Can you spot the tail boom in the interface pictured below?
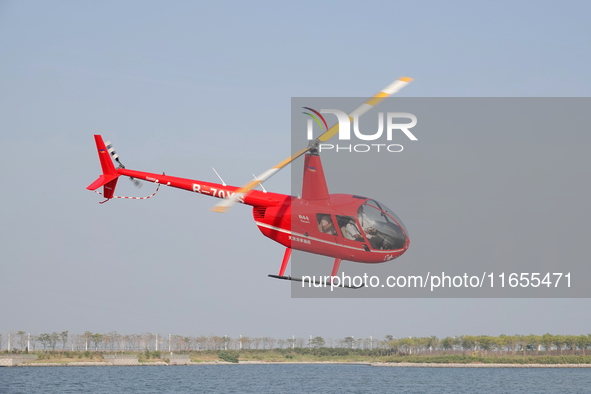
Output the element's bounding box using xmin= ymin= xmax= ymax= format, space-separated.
xmin=117 ymin=168 xmax=288 ymax=208
xmin=88 ymin=134 xmax=288 ymax=207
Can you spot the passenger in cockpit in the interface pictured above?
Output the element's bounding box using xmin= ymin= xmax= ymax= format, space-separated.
xmin=318 ymin=214 xmax=337 ymax=235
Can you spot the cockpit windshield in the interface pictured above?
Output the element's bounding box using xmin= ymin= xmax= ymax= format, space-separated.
xmin=357 ymin=200 xmax=408 ymax=250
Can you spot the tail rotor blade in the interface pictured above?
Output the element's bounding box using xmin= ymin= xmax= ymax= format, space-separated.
xmin=129 ymin=177 xmax=142 ymax=188
xmin=211 ymin=146 xmax=309 ymax=213
xmin=105 ymin=140 xmax=122 ymax=166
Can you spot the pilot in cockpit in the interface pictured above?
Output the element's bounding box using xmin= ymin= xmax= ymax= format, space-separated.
xmin=337 ymin=216 xmax=365 ymax=242
xmin=364 ymin=226 xmax=394 ymax=250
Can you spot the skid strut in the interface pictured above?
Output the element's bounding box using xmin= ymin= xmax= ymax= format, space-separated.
xmin=278 ymin=248 xmax=291 ymax=276
xmin=331 ymin=258 xmax=341 ymax=279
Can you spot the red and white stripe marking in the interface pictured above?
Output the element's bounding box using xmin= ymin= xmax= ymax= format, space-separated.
xmin=95 ymin=184 xmax=160 ymax=200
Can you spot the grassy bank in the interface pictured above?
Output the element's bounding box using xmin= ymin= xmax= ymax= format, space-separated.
xmin=16 ymin=350 xmax=163 ymax=364
xmin=7 ymin=349 xmax=591 ymax=365
xmin=191 ymin=350 xmax=390 ymax=363
xmin=187 ymin=350 xmax=591 ymax=364
xmin=383 ymin=355 xmax=591 ymax=364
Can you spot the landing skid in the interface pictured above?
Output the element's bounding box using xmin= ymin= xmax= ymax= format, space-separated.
xmin=268 ymin=274 xmax=365 ymax=289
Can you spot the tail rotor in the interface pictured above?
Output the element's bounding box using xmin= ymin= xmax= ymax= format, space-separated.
xmin=105 ymin=141 xmax=142 ymax=189
xmin=88 ymin=135 xmax=160 ymax=203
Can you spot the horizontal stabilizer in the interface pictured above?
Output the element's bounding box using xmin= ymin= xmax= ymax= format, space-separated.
xmin=87 ymin=174 xmax=118 ymax=191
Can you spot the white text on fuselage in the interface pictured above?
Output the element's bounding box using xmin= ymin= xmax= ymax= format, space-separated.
xmin=289 ymin=235 xmax=311 ymax=245
xmin=192 ymin=183 xmax=244 ymax=202
xmin=299 ymin=215 xmax=310 ymax=224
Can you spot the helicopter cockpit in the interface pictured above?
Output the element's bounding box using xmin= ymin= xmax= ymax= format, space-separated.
xmin=358 ymin=199 xmax=408 ymax=250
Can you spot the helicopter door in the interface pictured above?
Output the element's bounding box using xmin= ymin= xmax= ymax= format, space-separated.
xmin=316 ymin=213 xmax=337 ymax=236
xmin=335 ymin=215 xmax=370 ymax=253
xmin=315 ymin=213 xmax=340 ymax=245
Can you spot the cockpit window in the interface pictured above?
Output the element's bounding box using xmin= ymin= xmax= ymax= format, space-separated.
xmin=365 ymin=199 xmax=409 ymax=236
xmin=336 ymin=215 xmax=365 ymax=242
xmin=358 ymin=201 xmax=407 ymax=250
xmin=316 ymin=213 xmax=337 ymax=236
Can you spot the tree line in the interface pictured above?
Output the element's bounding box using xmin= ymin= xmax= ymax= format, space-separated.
xmin=388 ymin=334 xmax=591 ymax=356
xmin=1 ymin=332 xmax=590 ymax=355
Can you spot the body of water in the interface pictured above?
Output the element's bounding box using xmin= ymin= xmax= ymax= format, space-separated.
xmin=1 ymin=364 xmax=591 ymax=394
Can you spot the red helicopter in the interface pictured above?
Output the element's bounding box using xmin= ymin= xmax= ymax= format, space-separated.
xmin=87 ymin=77 xmax=413 ymax=288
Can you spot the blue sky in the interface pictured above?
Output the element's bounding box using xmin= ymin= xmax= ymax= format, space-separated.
xmin=1 ymin=1 xmax=590 ymax=339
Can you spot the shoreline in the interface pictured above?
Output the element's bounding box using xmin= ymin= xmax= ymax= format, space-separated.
xmin=8 ymin=361 xmax=591 ymax=368
xmin=372 ymin=362 xmax=591 ymax=368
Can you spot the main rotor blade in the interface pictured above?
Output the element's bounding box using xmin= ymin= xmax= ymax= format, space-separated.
xmin=316 ymin=76 xmax=413 ymax=142
xmin=210 ymin=77 xmax=413 ymax=213
xmin=210 ymin=146 xmax=309 ymax=213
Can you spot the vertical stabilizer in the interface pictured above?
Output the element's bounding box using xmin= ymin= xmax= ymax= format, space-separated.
xmin=86 ymin=135 xmax=120 ymax=199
